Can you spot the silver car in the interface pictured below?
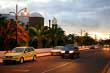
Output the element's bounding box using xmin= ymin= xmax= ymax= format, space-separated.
xmin=51 ymin=46 xmax=64 ymax=56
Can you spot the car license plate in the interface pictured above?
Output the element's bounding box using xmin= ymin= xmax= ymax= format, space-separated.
xmin=65 ymin=54 xmax=69 ymax=56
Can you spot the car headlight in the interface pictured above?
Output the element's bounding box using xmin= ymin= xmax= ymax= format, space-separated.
xmin=69 ymin=51 xmax=74 ymax=53
xmin=61 ymin=51 xmax=65 ymax=53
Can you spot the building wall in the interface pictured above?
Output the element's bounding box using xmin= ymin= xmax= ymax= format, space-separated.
xmin=29 ymin=17 xmax=44 ymax=29
xmin=0 ymin=13 xmax=44 ymax=29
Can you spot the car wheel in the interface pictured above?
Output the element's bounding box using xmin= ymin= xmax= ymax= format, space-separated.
xmin=19 ymin=57 xmax=24 ymax=64
xmin=77 ymin=54 xmax=80 ymax=58
xmin=70 ymin=55 xmax=74 ymax=59
xmin=33 ymin=55 xmax=37 ymax=61
xmin=74 ymin=54 xmax=80 ymax=59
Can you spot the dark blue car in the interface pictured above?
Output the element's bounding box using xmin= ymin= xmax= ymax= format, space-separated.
xmin=60 ymin=44 xmax=80 ymax=59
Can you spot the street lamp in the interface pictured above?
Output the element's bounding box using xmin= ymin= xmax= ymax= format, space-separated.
xmin=10 ymin=4 xmax=29 ymax=46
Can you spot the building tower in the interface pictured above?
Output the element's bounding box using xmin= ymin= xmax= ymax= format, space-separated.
xmin=52 ymin=17 xmax=58 ymax=29
xmin=49 ymin=20 xmax=51 ymax=28
xmin=29 ymin=12 xmax=44 ymax=29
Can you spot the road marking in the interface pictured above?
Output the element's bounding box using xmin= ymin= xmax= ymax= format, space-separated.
xmin=41 ymin=62 xmax=72 ymax=73
xmin=13 ymin=69 xmax=30 ymax=72
xmin=42 ymin=49 xmax=98 ymax=73
xmin=102 ymin=62 xmax=110 ymax=73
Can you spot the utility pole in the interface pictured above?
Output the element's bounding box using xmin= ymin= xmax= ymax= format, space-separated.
xmin=16 ymin=4 xmax=18 ymax=46
xmin=81 ymin=29 xmax=82 ymax=36
xmin=80 ymin=29 xmax=85 ymax=36
xmin=95 ymin=34 xmax=97 ymax=41
xmin=10 ymin=4 xmax=29 ymax=46
xmin=49 ymin=20 xmax=51 ymax=29
xmin=109 ymin=34 xmax=110 ymax=39
xmin=80 ymin=29 xmax=83 ymax=48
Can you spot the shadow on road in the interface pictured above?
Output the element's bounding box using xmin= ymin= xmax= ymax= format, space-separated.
xmin=0 ymin=60 xmax=37 ymax=66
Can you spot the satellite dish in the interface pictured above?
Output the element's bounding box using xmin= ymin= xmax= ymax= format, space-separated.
xmin=52 ymin=17 xmax=57 ymax=24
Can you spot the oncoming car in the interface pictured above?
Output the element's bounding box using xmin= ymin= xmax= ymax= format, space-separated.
xmin=3 ymin=47 xmax=37 ymax=64
xmin=51 ymin=46 xmax=64 ymax=56
xmin=60 ymin=44 xmax=80 ymax=59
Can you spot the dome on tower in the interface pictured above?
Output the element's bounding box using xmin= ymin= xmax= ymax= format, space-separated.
xmin=30 ymin=12 xmax=44 ymax=18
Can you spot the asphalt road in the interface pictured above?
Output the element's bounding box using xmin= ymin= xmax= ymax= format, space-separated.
xmin=0 ymin=49 xmax=110 ymax=73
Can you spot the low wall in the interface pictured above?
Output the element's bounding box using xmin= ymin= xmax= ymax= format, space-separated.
xmin=0 ymin=48 xmax=53 ymax=58
xmin=0 ymin=47 xmax=89 ymax=58
xmin=35 ymin=48 xmax=52 ymax=54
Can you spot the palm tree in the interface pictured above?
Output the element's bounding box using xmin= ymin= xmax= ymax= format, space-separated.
xmin=28 ymin=26 xmax=49 ymax=48
xmin=48 ymin=27 xmax=65 ymax=47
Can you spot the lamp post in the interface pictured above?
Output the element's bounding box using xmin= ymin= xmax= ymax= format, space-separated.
xmin=10 ymin=4 xmax=29 ymax=46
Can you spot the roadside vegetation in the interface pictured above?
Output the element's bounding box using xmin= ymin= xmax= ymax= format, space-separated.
xmin=0 ymin=16 xmax=109 ymax=50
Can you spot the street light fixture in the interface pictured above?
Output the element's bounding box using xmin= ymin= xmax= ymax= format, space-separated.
xmin=10 ymin=4 xmax=29 ymax=46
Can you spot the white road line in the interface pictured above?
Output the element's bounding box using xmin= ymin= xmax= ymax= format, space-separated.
xmin=13 ymin=69 xmax=30 ymax=72
xmin=102 ymin=62 xmax=110 ymax=73
xmin=41 ymin=62 xmax=72 ymax=73
xmin=42 ymin=51 xmax=98 ymax=73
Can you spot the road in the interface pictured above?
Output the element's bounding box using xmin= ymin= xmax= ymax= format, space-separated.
xmin=0 ymin=49 xmax=110 ymax=73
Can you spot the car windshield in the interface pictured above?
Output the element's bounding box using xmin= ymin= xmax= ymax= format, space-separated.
xmin=12 ymin=48 xmax=25 ymax=53
xmin=63 ymin=45 xmax=74 ymax=51
xmin=54 ymin=46 xmax=64 ymax=49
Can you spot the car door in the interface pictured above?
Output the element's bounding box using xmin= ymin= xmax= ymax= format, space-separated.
xmin=28 ymin=48 xmax=34 ymax=60
xmin=24 ymin=48 xmax=31 ymax=60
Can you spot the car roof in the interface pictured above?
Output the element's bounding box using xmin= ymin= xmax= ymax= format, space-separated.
xmin=65 ymin=44 xmax=74 ymax=46
xmin=55 ymin=46 xmax=64 ymax=47
xmin=15 ymin=47 xmax=34 ymax=48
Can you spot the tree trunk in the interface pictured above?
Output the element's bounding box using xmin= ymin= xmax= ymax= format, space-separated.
xmin=37 ymin=38 xmax=42 ymax=48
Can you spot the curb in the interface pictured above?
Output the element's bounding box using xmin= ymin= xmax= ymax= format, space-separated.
xmin=37 ymin=53 xmax=51 ymax=57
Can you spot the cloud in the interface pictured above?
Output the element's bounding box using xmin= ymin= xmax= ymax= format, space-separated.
xmin=0 ymin=0 xmax=110 ymax=34
xmin=32 ymin=0 xmax=51 ymax=3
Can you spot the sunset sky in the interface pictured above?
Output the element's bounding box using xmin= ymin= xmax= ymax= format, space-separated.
xmin=0 ymin=0 xmax=110 ymax=39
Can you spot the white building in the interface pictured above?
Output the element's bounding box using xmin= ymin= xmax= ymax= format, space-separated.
xmin=0 ymin=13 xmax=29 ymax=25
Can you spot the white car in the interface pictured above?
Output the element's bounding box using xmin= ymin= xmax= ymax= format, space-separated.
xmin=51 ymin=46 xmax=64 ymax=56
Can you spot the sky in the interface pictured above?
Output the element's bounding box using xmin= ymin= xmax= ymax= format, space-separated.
xmin=0 ymin=0 xmax=110 ymax=39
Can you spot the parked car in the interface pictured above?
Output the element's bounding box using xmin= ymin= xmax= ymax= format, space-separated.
xmin=3 ymin=47 xmax=37 ymax=64
xmin=90 ymin=45 xmax=101 ymax=49
xmin=60 ymin=44 xmax=80 ymax=59
xmin=90 ymin=45 xmax=95 ymax=49
xmin=51 ymin=46 xmax=64 ymax=56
